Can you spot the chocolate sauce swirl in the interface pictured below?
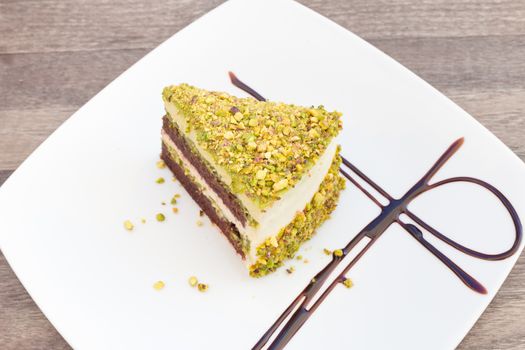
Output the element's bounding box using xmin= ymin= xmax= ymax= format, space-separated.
xmin=227 ymin=72 xmax=523 ymax=350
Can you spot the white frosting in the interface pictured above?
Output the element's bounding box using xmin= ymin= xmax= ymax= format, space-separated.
xmin=163 ymin=104 xmax=337 ymax=264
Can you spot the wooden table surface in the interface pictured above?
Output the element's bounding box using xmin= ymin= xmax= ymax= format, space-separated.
xmin=1 ymin=0 xmax=524 ymax=348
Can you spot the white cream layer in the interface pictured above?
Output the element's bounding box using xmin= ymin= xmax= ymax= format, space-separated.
xmin=163 ymin=104 xmax=337 ymax=263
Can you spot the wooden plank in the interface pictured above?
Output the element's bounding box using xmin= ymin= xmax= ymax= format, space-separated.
xmin=1 ymin=0 xmax=525 ymax=54
xmin=369 ymin=35 xmax=525 ymax=91
xmin=0 ymin=170 xmax=13 ymax=186
xmin=302 ymin=0 xmax=525 ymax=39
xmin=0 ymin=251 xmax=71 ymax=350
xmin=0 ymin=0 xmax=224 ymax=54
xmin=0 ymin=49 xmax=148 ymax=111
xmin=0 ymin=109 xmax=74 ymax=170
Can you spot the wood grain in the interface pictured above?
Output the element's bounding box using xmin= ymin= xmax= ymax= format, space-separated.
xmin=0 ymin=0 xmax=524 ymax=349
xmin=0 ymin=252 xmax=71 ymax=350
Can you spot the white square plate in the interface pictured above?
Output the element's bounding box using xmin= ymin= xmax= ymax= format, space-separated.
xmin=1 ymin=0 xmax=524 ymax=349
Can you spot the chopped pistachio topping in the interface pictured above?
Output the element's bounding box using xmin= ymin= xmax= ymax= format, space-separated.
xmin=342 ymin=278 xmax=353 ymax=289
xmin=286 ymin=266 xmax=295 ymax=274
xmin=188 ymin=276 xmax=198 ymax=287
xmin=197 ymin=283 xmax=208 ymax=292
xmin=172 ymin=177 xmax=177 ymax=182
xmin=333 ymin=249 xmax=343 ymax=257
xmin=156 ymin=177 xmax=165 ymax=184
xmin=323 ymin=248 xmax=332 ymax=255
xmin=250 ymin=149 xmax=345 ymax=277
xmin=141 ymin=218 xmax=146 ymax=224
xmin=156 ymin=160 xmax=166 ymax=169
xmin=196 ymin=220 xmax=203 ymax=227
xmin=156 ymin=213 xmax=166 ymax=222
xmin=153 ymin=281 xmax=165 ymax=290
xmin=296 ymin=255 xmax=303 ymax=261
xmin=255 ymin=169 xmax=267 ymax=180
xmin=161 ymin=201 xmax=166 ymax=205
xmin=123 ymin=220 xmax=134 ymax=231
xmin=163 ymin=84 xmax=342 ymax=209
xmin=273 ymin=178 xmax=289 ymax=192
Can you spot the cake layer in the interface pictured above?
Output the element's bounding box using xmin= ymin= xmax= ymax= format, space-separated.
xmin=162 ymin=127 xmax=338 ymax=263
xmin=161 ymin=142 xmax=247 ymax=258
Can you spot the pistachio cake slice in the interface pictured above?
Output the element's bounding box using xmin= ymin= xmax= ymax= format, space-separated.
xmin=161 ymin=84 xmax=345 ymax=276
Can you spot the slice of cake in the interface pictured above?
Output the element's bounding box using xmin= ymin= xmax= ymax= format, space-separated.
xmin=161 ymin=84 xmax=345 ymax=276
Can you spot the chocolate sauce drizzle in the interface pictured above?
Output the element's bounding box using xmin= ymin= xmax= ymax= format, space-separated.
xmin=227 ymin=72 xmax=523 ymax=350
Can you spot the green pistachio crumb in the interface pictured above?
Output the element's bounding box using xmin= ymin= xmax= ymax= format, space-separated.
xmin=123 ymin=220 xmax=134 ymax=231
xmin=197 ymin=283 xmax=208 ymax=292
xmin=153 ymin=281 xmax=165 ymax=290
xmin=342 ymin=278 xmax=353 ymax=289
xmin=313 ymin=192 xmax=325 ymax=206
xmin=333 ymin=249 xmax=343 ymax=257
xmin=197 ymin=220 xmax=203 ymax=227
xmin=234 ymin=112 xmax=244 ymax=121
xmin=156 ymin=160 xmax=166 ymax=169
xmin=286 ymin=266 xmax=295 ymax=274
xmin=170 ymin=193 xmax=182 ymax=205
xmin=156 ymin=177 xmax=165 ymax=184
xmin=323 ymin=248 xmax=332 ymax=255
xmin=296 ymin=255 xmax=303 ymax=261
xmin=273 ymin=178 xmax=289 ymax=192
xmin=141 ymin=218 xmax=146 ymax=224
xmin=188 ymin=276 xmax=198 ymax=287
xmin=156 ymin=213 xmax=165 ymax=222
xmin=255 ymin=169 xmax=267 ymax=180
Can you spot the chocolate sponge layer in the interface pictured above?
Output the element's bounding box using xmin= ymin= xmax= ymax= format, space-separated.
xmin=162 ymin=116 xmax=248 ymax=226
